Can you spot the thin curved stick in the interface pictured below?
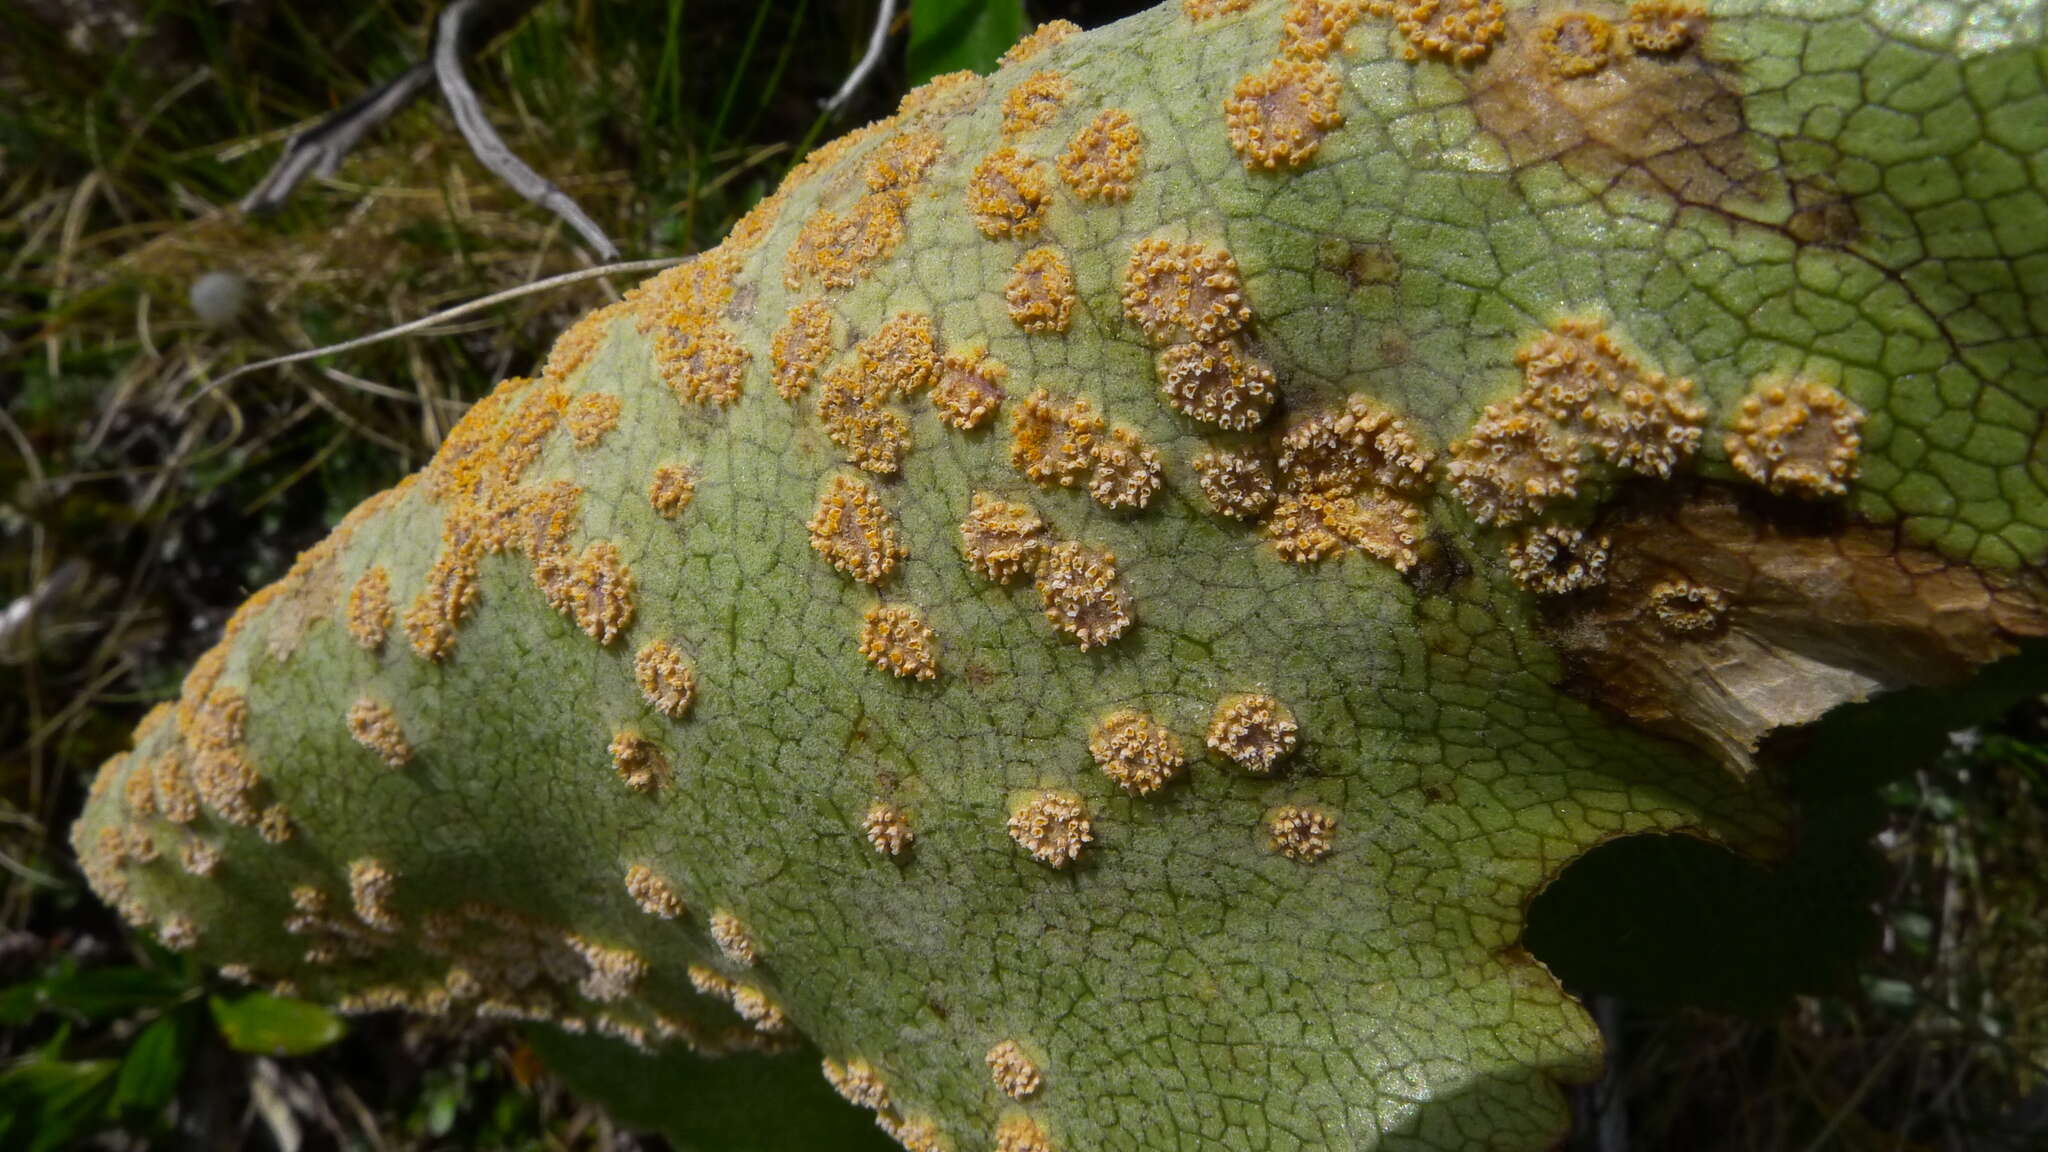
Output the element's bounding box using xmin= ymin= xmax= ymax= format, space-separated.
xmin=823 ymin=0 xmax=899 ymax=113
xmin=176 ymin=256 xmax=682 ymax=413
xmin=435 ymin=0 xmax=620 ymax=260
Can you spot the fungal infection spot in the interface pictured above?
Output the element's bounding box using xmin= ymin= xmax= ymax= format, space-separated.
xmin=1121 ymin=239 xmax=1252 ymax=346
xmin=710 ymin=910 xmax=759 ymax=966
xmin=1193 ymin=450 xmax=1277 ymax=518
xmin=864 ymin=802 xmax=915 ymax=857
xmin=807 ymin=474 xmax=906 ymax=584
xmin=122 ymin=766 xmax=156 ymax=817
xmin=1724 ymin=375 xmax=1864 ymax=499
xmin=1087 ymin=427 xmax=1164 ymax=511
xmin=1000 ymin=19 xmax=1079 ymax=66
xmin=1625 ymin=1 xmax=1704 ymax=53
xmin=961 ymin=492 xmax=1051 ymax=583
xmin=1267 ymin=804 xmax=1335 ymax=862
xmin=1156 ymin=340 xmax=1276 ymax=430
xmin=1011 ymin=391 xmax=1104 ymax=487
xmin=258 ymin=803 xmax=294 ymax=844
xmin=1006 ymin=247 xmax=1077 ymax=334
xmin=654 ymin=324 xmax=749 ymax=407
xmin=1261 ymin=396 xmax=1435 ymax=568
xmin=986 ymin=1039 xmax=1043 ymax=1099
xmin=1515 ymin=317 xmax=1706 ymax=479
xmin=633 ymin=639 xmax=697 ymax=719
xmin=1035 ymin=542 xmax=1132 ymax=649
xmin=157 ymin=915 xmax=199 ymax=951
xmin=1268 ymin=488 xmax=1426 ymax=570
xmin=608 ymin=731 xmax=671 ymax=793
xmin=1207 ymin=693 xmax=1298 ymax=774
xmin=403 ymin=552 xmax=480 ymax=662
xmin=1395 ymin=0 xmax=1507 ymax=63
xmin=346 ymin=566 xmax=392 ymax=652
xmin=996 ymin=1115 xmax=1053 ymax=1152
xmin=1506 ymin=523 xmax=1611 ymax=595
xmin=346 ymin=698 xmax=412 ymax=768
xmin=731 ymin=984 xmax=791 ymax=1034
xmin=1648 ymin=579 xmax=1727 ymax=634
xmin=824 ymin=1057 xmax=891 ymax=1111
xmin=1282 ymin=0 xmax=1363 ymax=60
xmin=1224 ymin=57 xmax=1344 ymax=171
xmin=787 ymin=192 xmax=907 ymax=292
xmin=1001 ymin=71 xmax=1070 ymax=135
xmin=647 ymin=463 xmax=698 ymax=519
xmin=564 ymin=541 xmax=635 ymax=644
xmin=1089 ymin=709 xmax=1185 ymax=795
xmin=968 ymin=147 xmax=1053 ymax=239
xmin=1058 ymin=108 xmax=1142 ymax=202
xmin=860 ymin=603 xmax=940 ymax=681
xmin=179 ymin=839 xmax=220 ymax=876
xmin=771 ymin=300 xmax=837 ymax=400
xmin=857 ymin=313 xmax=941 ymax=398
xmin=1540 ymin=13 xmax=1614 ymax=78
xmin=567 ymin=392 xmax=623 ymax=448
xmin=625 ymin=864 xmax=686 ymax=919
xmin=1184 ymin=0 xmax=1254 ymax=20
xmin=1008 ymin=790 xmax=1093 ymax=868
xmin=864 ymin=131 xmax=946 ymax=192
xmin=819 ymin=366 xmax=912 ymax=474
xmin=349 ymin=858 xmax=401 ymax=931
xmin=1446 ymin=406 xmax=1584 ymax=526
xmin=568 ymin=936 xmax=649 ymax=1002
xmin=930 ymin=349 xmax=1009 ymax=431
xmin=153 ymin=755 xmax=199 ymax=824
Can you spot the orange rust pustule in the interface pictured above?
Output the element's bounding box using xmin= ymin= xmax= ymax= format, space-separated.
xmin=1466 ymin=6 xmax=1780 ymax=214
xmin=1546 ymin=484 xmax=2048 ymax=775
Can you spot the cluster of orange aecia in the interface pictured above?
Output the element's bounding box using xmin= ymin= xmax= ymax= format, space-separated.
xmin=607 ymin=730 xmax=671 ymax=793
xmin=864 ymin=802 xmax=916 ymax=856
xmin=1006 ymin=246 xmax=1078 ymax=334
xmin=633 ymin=253 xmax=750 ymax=407
xmin=957 ymin=492 xmax=1132 ymax=650
xmin=1010 ymin=390 xmax=1164 ymax=512
xmin=860 ymin=603 xmax=941 ymax=680
xmin=987 ymin=1039 xmax=1045 ymax=1098
xmin=344 ymin=698 xmax=412 ymax=768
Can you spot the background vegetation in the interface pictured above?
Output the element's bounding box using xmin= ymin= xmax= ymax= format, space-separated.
xmin=1 ymin=1 xmax=2041 ymax=1147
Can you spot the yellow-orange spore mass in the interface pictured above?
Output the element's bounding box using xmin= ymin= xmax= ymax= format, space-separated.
xmin=1648 ymin=579 xmax=1727 ymax=634
xmin=710 ymin=910 xmax=759 ymax=966
xmin=565 ymin=541 xmax=635 ymax=644
xmin=1505 ymin=524 xmax=1610 ymax=594
xmin=608 ymin=731 xmax=670 ymax=793
xmin=1625 ymin=1 xmax=1705 ymax=53
xmin=1036 ymin=541 xmax=1132 ymax=649
xmin=1268 ymin=805 xmax=1335 ymax=862
xmin=1395 ymin=0 xmax=1507 ymax=63
xmin=863 ymin=803 xmax=915 ymax=856
xmin=1225 ymin=57 xmax=1344 ymax=171
xmin=864 ymin=131 xmax=945 ymax=192
xmin=633 ymin=639 xmax=697 ymax=719
xmin=859 ymin=603 xmax=940 ymax=681
xmin=1184 ymin=0 xmax=1253 ymax=18
xmin=1156 ymin=339 xmax=1276 ymax=430
xmin=1541 ymin=12 xmax=1615 ymax=78
xmin=857 ymin=313 xmax=941 ymax=398
xmin=1207 ymin=693 xmax=1299 ymax=773
xmin=967 ymin=147 xmax=1053 ymax=239
xmin=647 ymin=464 xmax=697 ymax=519
xmin=1090 ymin=709 xmax=1186 ymax=795
xmin=961 ymin=492 xmax=1051 ymax=583
xmin=824 ymin=1057 xmax=891 ymax=1110
xmin=807 ymin=474 xmax=906 ymax=584
xmin=1268 ymin=489 xmax=1426 ymax=571
xmin=1059 ymin=108 xmax=1144 ymax=202
xmin=346 ymin=698 xmax=412 ymax=768
xmin=986 ymin=1039 xmax=1044 ymax=1098
xmin=1001 ymin=71 xmax=1070 ymax=135
xmin=403 ymin=552 xmax=480 ymax=663
xmin=625 ymin=864 xmax=686 ymax=919
xmin=1088 ymin=426 xmax=1164 ymax=511
xmin=818 ymin=366 xmax=912 ymax=475
xmin=1193 ymin=449 xmax=1277 ymax=518
xmin=654 ymin=323 xmax=749 ymax=407
xmin=930 ymin=349 xmax=1009 ymax=430
xmin=1725 ymin=375 xmax=1864 ymax=499
xmin=1122 ymin=239 xmax=1252 ymax=345
xmin=1011 ymin=390 xmax=1104 ymax=487
xmin=346 ymin=566 xmax=392 ymax=652
xmin=349 ymin=858 xmax=401 ymax=931
xmin=567 ymin=392 xmax=623 ymax=448
xmin=786 ymin=191 xmax=907 ymax=291
xmin=1514 ymin=318 xmax=1706 ymax=479
xmin=771 ymin=300 xmax=837 ymax=400
xmin=1000 ymin=19 xmax=1080 ymax=66
xmin=1005 ymin=246 xmax=1077 ymax=334
xmin=996 ymin=1115 xmax=1054 ymax=1152
xmin=1282 ymin=0 xmax=1363 ymax=60
xmin=1007 ymin=790 xmax=1093 ymax=867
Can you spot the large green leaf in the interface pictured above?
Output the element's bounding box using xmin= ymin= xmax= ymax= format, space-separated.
xmin=209 ymin=993 xmax=345 ymax=1056
xmin=72 ymin=3 xmax=2048 ymax=1151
